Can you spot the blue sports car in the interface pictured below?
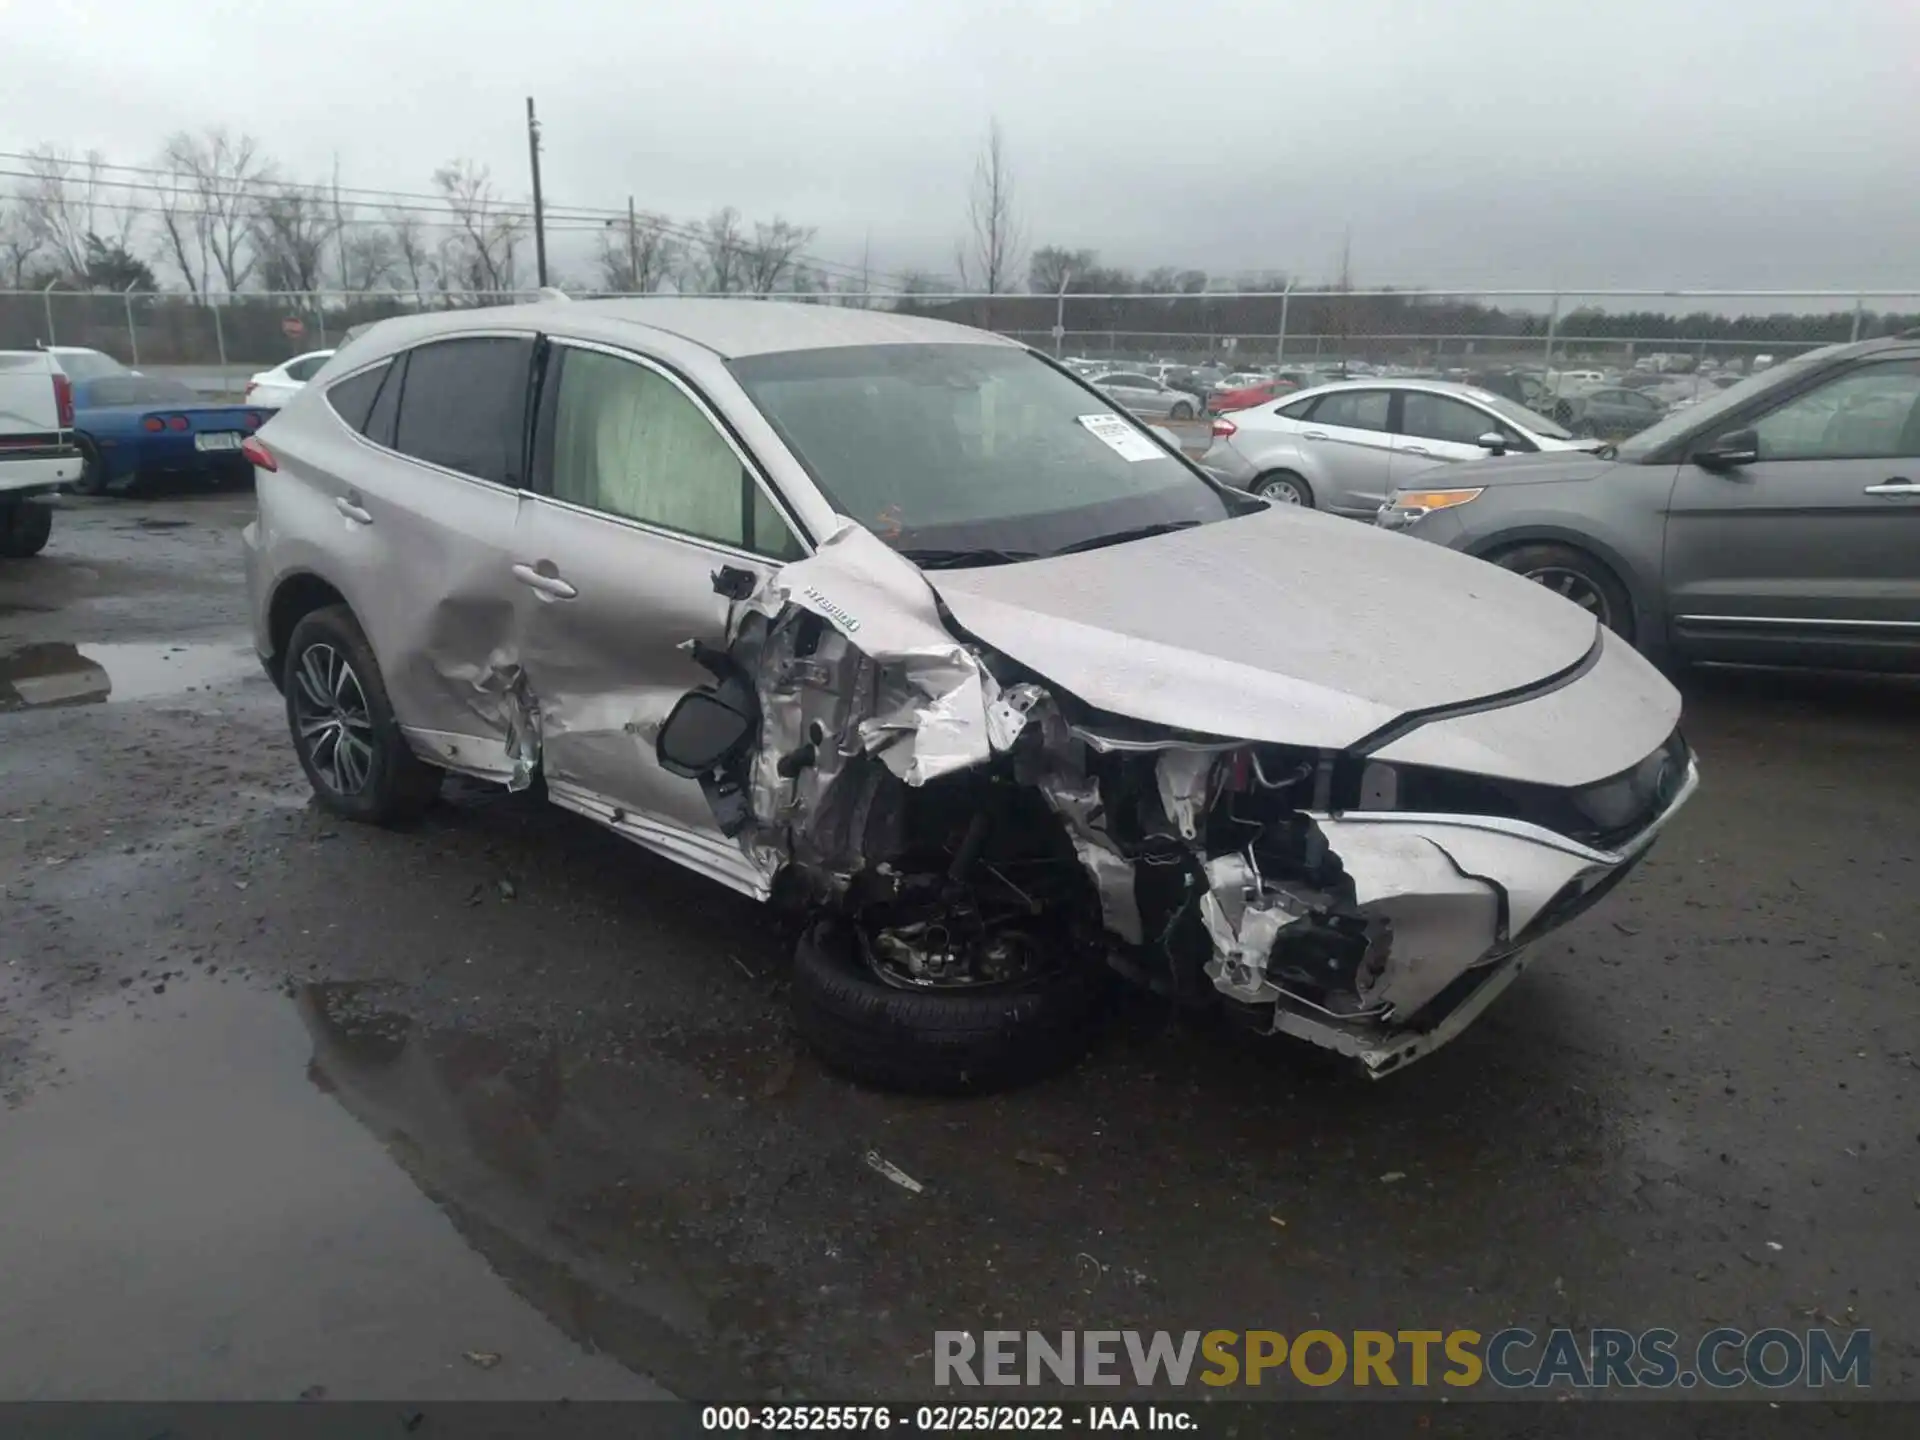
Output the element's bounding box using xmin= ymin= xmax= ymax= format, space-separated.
xmin=70 ymin=375 xmax=268 ymax=496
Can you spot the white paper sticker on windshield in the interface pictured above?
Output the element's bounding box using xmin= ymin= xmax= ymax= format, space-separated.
xmin=1078 ymin=413 xmax=1164 ymax=462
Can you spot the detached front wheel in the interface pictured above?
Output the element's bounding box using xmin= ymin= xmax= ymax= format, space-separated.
xmin=790 ymin=919 xmax=1110 ymax=1094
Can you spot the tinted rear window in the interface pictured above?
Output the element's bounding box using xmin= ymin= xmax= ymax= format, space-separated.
xmin=325 ymin=363 xmax=390 ymax=433
xmin=391 ymin=337 xmax=534 ymax=485
xmin=83 ymin=377 xmax=198 ymax=406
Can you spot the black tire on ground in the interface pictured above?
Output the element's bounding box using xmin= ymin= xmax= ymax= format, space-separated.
xmin=0 ymin=500 xmax=53 ymax=558
xmin=283 ymin=604 xmax=443 ymax=825
xmin=1490 ymin=541 xmax=1635 ymax=640
xmin=1253 ymin=470 xmax=1315 ymax=508
xmin=789 ymin=919 xmax=1112 ymax=1094
xmin=69 ymin=438 xmax=108 ymax=496
xmin=1170 ymin=401 xmax=1194 ymax=420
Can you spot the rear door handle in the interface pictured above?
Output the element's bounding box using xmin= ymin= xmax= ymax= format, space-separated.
xmin=1402 ymin=444 xmax=1431 ymax=456
xmin=511 ymin=562 xmax=578 ymax=600
xmin=1864 ymin=478 xmax=1916 ymax=496
xmin=334 ymin=494 xmax=372 ymax=525
xmin=1303 ymin=430 xmax=1330 ymax=440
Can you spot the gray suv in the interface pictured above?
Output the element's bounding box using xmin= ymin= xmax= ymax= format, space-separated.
xmin=1380 ymin=335 xmax=1920 ymax=671
xmin=241 ymin=299 xmax=1694 ymax=1091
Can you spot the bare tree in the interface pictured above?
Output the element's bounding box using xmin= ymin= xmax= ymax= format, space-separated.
xmin=14 ymin=146 xmax=141 ymax=281
xmin=251 ymin=184 xmax=339 ymax=293
xmin=955 ymin=119 xmax=1025 ymax=322
xmin=694 ymin=207 xmax=748 ymax=293
xmin=387 ymin=208 xmax=436 ymax=301
xmin=161 ymin=129 xmax=270 ymax=293
xmin=432 ymin=160 xmax=524 ymax=294
xmin=594 ymin=213 xmax=680 ymax=293
xmin=151 ymin=158 xmax=209 ymax=297
xmin=740 ymin=217 xmax=816 ymax=295
xmin=0 ymin=197 xmax=43 ymax=288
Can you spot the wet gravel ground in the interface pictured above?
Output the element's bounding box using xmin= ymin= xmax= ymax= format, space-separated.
xmin=1 ymin=492 xmax=1916 ymax=1402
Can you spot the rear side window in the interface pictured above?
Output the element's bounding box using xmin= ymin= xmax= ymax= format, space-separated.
xmin=1307 ymin=389 xmax=1391 ymax=431
xmin=325 ymin=362 xmax=390 ymax=432
xmin=286 ymin=354 xmax=331 ymax=382
xmin=392 ymin=337 xmax=535 ymax=485
xmin=1276 ymin=397 xmax=1316 ymax=419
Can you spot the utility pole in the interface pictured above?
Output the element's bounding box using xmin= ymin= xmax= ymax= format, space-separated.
xmin=628 ymin=196 xmax=640 ymax=292
xmin=526 ymin=97 xmax=549 ymax=288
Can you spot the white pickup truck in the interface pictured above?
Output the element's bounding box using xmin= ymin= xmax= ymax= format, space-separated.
xmin=0 ymin=349 xmax=81 ymax=557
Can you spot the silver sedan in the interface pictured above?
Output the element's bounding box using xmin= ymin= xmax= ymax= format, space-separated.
xmin=1200 ymin=379 xmax=1601 ymax=518
xmin=1088 ymin=370 xmax=1200 ymax=421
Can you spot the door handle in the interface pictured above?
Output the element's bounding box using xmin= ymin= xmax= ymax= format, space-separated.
xmin=1402 ymin=444 xmax=1431 ymax=456
xmin=334 ymin=494 xmax=372 ymax=525
xmin=1864 ymin=478 xmax=1916 ymax=496
xmin=1303 ymin=430 xmax=1330 ymax=440
xmin=511 ymin=562 xmax=578 ymax=600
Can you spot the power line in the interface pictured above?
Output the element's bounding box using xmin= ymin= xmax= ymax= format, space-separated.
xmin=0 ymin=148 xmax=945 ymax=288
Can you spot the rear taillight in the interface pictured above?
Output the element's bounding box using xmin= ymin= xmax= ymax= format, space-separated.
xmin=52 ymin=372 xmax=74 ymax=429
xmin=240 ymin=436 xmax=277 ymax=471
xmin=243 ymin=380 xmax=257 ymax=398
xmin=1211 ymin=417 xmax=1238 ymax=438
xmin=166 ymin=415 xmax=190 ymax=431
xmin=142 ymin=415 xmax=165 ymax=432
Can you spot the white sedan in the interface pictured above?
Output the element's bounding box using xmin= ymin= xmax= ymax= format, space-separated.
xmin=244 ymin=350 xmax=335 ymax=409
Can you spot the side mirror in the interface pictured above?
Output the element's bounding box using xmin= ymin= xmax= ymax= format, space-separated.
xmin=1694 ymin=427 xmax=1759 ymax=469
xmin=656 ymin=690 xmax=755 ymax=778
xmin=1476 ymin=431 xmax=1510 ymax=456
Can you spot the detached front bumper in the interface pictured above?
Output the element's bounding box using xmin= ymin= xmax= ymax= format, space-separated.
xmin=1265 ymin=753 xmax=1699 ymax=1076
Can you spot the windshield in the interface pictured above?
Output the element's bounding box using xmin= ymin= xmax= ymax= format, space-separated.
xmin=1612 ymin=347 xmax=1841 ymax=461
xmin=54 ymin=351 xmax=126 ymax=382
xmin=83 ymin=377 xmax=198 ymax=407
xmin=729 ymin=344 xmax=1232 ymax=558
xmin=1469 ymin=390 xmax=1574 ymax=439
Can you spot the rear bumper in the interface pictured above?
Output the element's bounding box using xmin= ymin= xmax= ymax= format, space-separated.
xmin=0 ymin=446 xmax=82 ymax=495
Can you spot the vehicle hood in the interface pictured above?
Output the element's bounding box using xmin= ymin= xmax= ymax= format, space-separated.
xmin=1429 ymin=449 xmax=1621 ymax=488
xmin=924 ymin=506 xmax=1599 ymax=752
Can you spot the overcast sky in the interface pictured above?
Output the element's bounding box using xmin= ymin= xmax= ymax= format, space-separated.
xmin=5 ymin=0 xmax=1918 ymax=292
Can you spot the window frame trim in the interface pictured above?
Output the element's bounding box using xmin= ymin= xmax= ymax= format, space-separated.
xmin=1739 ymin=358 xmax=1920 ymax=466
xmin=527 ymin=335 xmax=815 ymax=563
xmin=321 ymin=356 xmax=393 ymax=432
xmin=329 ymin=330 xmax=537 ymax=496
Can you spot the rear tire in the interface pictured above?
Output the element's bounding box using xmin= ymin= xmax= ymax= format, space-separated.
xmin=69 ymin=438 xmax=110 ymax=497
xmin=0 ymin=500 xmax=52 ymax=558
xmin=1170 ymin=401 xmax=1195 ymax=421
xmin=284 ymin=604 xmax=442 ymax=824
xmin=1490 ymin=542 xmax=1634 ymax=640
xmin=1253 ymin=471 xmax=1314 ymax=508
xmin=789 ymin=919 xmax=1110 ymax=1094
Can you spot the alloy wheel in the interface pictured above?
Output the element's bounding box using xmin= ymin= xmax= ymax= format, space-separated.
xmin=1258 ymin=477 xmax=1304 ymax=505
xmin=1524 ymin=566 xmax=1612 ymax=625
xmin=291 ymin=643 xmax=377 ymax=796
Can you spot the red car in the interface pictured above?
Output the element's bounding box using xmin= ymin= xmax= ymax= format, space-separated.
xmin=1205 ymin=377 xmax=1298 ymax=414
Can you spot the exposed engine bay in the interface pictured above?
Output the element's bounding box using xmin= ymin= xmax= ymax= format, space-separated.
xmin=659 ymin=523 xmax=1698 ymax=1077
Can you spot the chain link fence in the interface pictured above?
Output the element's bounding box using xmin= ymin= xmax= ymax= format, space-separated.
xmin=4 ymin=285 xmax=1917 ymax=399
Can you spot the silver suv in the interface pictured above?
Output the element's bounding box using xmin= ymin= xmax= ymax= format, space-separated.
xmin=243 ymin=300 xmax=1694 ymax=1091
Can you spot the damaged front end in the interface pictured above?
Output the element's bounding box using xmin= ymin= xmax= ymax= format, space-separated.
xmin=663 ymin=524 xmax=1697 ymax=1077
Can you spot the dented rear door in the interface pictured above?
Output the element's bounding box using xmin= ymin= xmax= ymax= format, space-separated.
xmin=339 ymin=334 xmax=535 ymax=780
xmin=515 ymin=338 xmax=808 ymax=847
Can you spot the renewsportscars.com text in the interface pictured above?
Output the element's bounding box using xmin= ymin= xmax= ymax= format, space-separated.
xmin=934 ymin=1327 xmax=1870 ymax=1390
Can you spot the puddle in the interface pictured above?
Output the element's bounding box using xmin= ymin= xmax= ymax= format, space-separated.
xmin=0 ymin=984 xmax=668 ymax=1400
xmin=0 ymin=640 xmax=259 ymax=711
